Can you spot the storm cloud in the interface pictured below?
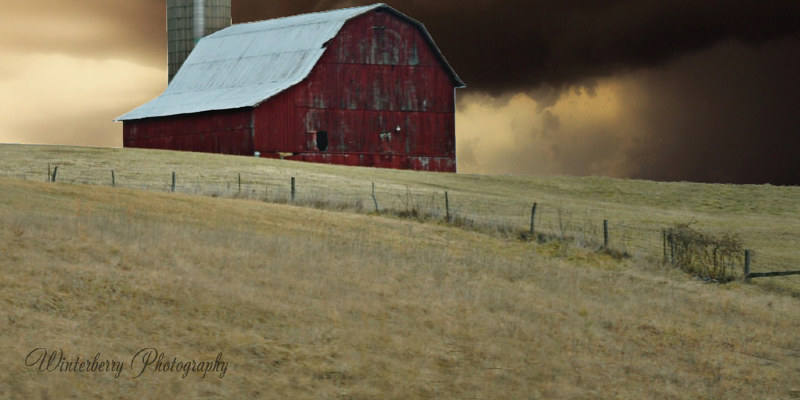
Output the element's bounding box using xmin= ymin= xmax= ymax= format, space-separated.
xmin=1 ymin=0 xmax=798 ymax=184
xmin=232 ymin=0 xmax=800 ymax=93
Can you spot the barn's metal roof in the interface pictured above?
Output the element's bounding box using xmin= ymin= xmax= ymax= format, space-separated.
xmin=116 ymin=3 xmax=464 ymax=121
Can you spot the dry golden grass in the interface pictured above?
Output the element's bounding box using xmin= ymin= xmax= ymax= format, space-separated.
xmin=1 ymin=143 xmax=798 ymax=282
xmin=2 ymin=177 xmax=800 ymax=399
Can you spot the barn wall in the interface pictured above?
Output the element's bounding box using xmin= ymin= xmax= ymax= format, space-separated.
xmin=290 ymin=153 xmax=455 ymax=172
xmin=253 ymin=88 xmax=297 ymax=153
xmin=254 ymin=10 xmax=457 ymax=172
xmin=123 ymin=108 xmax=254 ymax=155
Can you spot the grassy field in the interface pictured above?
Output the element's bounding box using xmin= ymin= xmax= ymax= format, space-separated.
xmin=1 ymin=144 xmax=800 ymax=398
xmin=1 ymin=143 xmax=799 ymax=274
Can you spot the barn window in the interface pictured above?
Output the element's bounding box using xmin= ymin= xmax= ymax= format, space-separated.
xmin=316 ymin=131 xmax=328 ymax=151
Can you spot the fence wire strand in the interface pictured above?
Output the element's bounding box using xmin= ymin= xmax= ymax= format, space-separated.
xmin=7 ymin=164 xmax=799 ymax=279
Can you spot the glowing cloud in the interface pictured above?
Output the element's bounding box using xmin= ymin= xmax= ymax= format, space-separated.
xmin=457 ymin=82 xmax=638 ymax=177
xmin=0 ymin=54 xmax=164 ymax=147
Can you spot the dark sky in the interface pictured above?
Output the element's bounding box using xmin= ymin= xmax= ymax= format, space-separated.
xmin=236 ymin=1 xmax=800 ymax=92
xmin=1 ymin=0 xmax=799 ymax=184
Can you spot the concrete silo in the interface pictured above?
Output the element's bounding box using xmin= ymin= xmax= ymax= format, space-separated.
xmin=167 ymin=0 xmax=231 ymax=83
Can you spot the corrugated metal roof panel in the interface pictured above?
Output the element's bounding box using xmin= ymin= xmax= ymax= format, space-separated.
xmin=116 ymin=3 xmax=463 ymax=121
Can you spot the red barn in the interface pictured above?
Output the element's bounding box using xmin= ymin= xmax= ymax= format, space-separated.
xmin=116 ymin=3 xmax=465 ymax=172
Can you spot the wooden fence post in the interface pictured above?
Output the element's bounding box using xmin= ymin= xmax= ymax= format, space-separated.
xmin=744 ymin=249 xmax=751 ymax=282
xmin=51 ymin=166 xmax=58 ymax=183
xmin=238 ymin=173 xmax=242 ymax=193
xmin=111 ymin=170 xmax=115 ymax=187
xmin=171 ymin=172 xmax=176 ymax=192
xmin=669 ymin=231 xmax=675 ymax=264
xmin=47 ymin=164 xmax=51 ymax=182
xmin=291 ymin=177 xmax=296 ymax=201
xmin=371 ymin=183 xmax=379 ymax=213
xmin=445 ymin=191 xmax=451 ymax=223
xmin=603 ymin=219 xmax=609 ymax=249
xmin=529 ymin=203 xmax=538 ymax=236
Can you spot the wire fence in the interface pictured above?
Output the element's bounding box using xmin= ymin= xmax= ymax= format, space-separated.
xmin=10 ymin=163 xmax=800 ymax=285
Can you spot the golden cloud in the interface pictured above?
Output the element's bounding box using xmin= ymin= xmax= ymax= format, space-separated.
xmin=0 ymin=53 xmax=164 ymax=147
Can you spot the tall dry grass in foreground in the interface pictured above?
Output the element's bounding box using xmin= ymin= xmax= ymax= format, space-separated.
xmin=2 ymin=178 xmax=800 ymax=399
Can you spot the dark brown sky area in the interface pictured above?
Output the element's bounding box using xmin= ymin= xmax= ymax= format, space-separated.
xmin=1 ymin=0 xmax=799 ymax=184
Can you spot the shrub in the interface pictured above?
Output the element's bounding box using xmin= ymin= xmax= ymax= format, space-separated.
xmin=665 ymin=222 xmax=743 ymax=282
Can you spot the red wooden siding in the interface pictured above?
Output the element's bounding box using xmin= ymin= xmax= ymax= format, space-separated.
xmin=253 ymin=10 xmax=457 ymax=172
xmin=293 ymin=109 xmax=454 ymax=155
xmin=322 ymin=10 xmax=445 ymax=70
xmin=123 ymin=109 xmax=254 ymax=155
xmin=290 ymin=153 xmax=455 ymax=172
xmin=253 ymin=89 xmax=296 ymax=152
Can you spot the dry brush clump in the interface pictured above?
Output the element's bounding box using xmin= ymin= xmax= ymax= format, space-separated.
xmin=666 ymin=222 xmax=744 ymax=282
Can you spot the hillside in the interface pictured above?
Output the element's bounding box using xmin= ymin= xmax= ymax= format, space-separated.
xmin=2 ymin=143 xmax=799 ymax=279
xmin=1 ymin=144 xmax=800 ymax=398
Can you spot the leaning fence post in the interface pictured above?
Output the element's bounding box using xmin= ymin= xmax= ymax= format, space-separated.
xmin=111 ymin=170 xmax=116 ymax=187
xmin=291 ymin=177 xmax=296 ymax=201
xmin=530 ymin=203 xmax=538 ymax=236
xmin=744 ymin=249 xmax=752 ymax=282
xmin=51 ymin=166 xmax=58 ymax=183
xmin=171 ymin=172 xmax=176 ymax=192
xmin=371 ymin=182 xmax=379 ymax=213
xmin=603 ymin=219 xmax=609 ymax=249
xmin=445 ymin=191 xmax=451 ymax=223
